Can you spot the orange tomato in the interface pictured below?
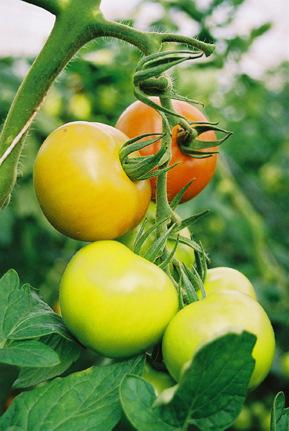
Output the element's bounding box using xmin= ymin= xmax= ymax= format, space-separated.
xmin=116 ymin=98 xmax=217 ymax=202
xmin=34 ymin=122 xmax=151 ymax=241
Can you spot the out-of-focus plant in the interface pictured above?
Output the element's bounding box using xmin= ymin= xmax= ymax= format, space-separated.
xmin=0 ymin=1 xmax=288 ymax=428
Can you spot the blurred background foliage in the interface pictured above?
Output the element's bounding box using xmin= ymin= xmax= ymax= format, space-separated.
xmin=0 ymin=0 xmax=288 ymax=429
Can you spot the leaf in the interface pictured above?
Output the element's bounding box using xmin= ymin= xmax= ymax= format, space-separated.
xmin=14 ymin=335 xmax=81 ymax=389
xmin=0 ymin=355 xmax=144 ymax=431
xmin=270 ymin=392 xmax=289 ymax=431
xmin=120 ymin=332 xmax=256 ymax=431
xmin=0 ymin=340 xmax=59 ymax=368
xmin=0 ymin=364 xmax=18 ymax=412
xmin=0 ymin=269 xmax=70 ymax=346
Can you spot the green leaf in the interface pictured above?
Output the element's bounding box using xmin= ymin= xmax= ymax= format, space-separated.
xmin=270 ymin=392 xmax=289 ymax=431
xmin=0 ymin=364 xmax=18 ymax=412
xmin=120 ymin=332 xmax=256 ymax=431
xmin=0 ymin=269 xmax=70 ymax=346
xmin=14 ymin=335 xmax=81 ymax=389
xmin=0 ymin=355 xmax=144 ymax=431
xmin=0 ymin=340 xmax=59 ymax=368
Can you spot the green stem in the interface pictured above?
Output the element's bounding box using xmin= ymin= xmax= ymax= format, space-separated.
xmin=0 ymin=0 xmax=215 ymax=208
xmin=91 ymin=19 xmax=161 ymax=55
xmin=0 ymin=8 xmax=95 ymax=207
xmin=155 ymin=97 xmax=174 ymax=231
xmin=160 ymin=33 xmax=215 ymax=57
xmin=21 ymin=0 xmax=63 ymax=15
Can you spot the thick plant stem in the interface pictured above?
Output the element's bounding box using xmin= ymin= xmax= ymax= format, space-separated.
xmin=155 ymin=97 xmax=174 ymax=232
xmin=0 ymin=0 xmax=215 ymax=208
xmin=0 ymin=11 xmax=93 ymax=207
xmin=21 ymin=0 xmax=62 ymax=15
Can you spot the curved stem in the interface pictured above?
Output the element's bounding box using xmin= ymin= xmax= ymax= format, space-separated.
xmin=0 ymin=0 xmax=215 ymax=208
xmin=0 ymin=9 xmax=97 ymax=206
xmin=21 ymin=0 xmax=62 ymax=15
xmin=90 ymin=18 xmax=162 ymax=55
xmin=159 ymin=33 xmax=215 ymax=57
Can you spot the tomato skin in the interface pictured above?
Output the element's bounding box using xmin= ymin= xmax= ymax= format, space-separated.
xmin=143 ymin=363 xmax=175 ymax=395
xmin=119 ymin=203 xmax=195 ymax=268
xmin=116 ymin=98 xmax=217 ymax=202
xmin=162 ymin=291 xmax=275 ymax=388
xmin=60 ymin=241 xmax=179 ymax=358
xmin=204 ymin=267 xmax=257 ymax=300
xmin=34 ymin=122 xmax=151 ymax=241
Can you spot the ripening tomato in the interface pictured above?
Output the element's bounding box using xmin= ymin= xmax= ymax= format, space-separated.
xmin=60 ymin=241 xmax=179 ymax=358
xmin=118 ymin=203 xmax=195 ymax=268
xmin=116 ymin=98 xmax=217 ymax=202
xmin=204 ymin=267 xmax=257 ymax=300
xmin=34 ymin=122 xmax=151 ymax=241
xmin=162 ymin=291 xmax=275 ymax=389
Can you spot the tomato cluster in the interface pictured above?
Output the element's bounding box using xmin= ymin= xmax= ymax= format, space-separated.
xmin=33 ymin=100 xmax=275 ymax=396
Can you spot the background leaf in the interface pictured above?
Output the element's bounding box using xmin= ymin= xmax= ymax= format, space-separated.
xmin=14 ymin=335 xmax=82 ymax=389
xmin=0 ymin=340 xmax=59 ymax=368
xmin=0 ymin=356 xmax=144 ymax=431
xmin=120 ymin=332 xmax=256 ymax=431
xmin=0 ymin=270 xmax=70 ymax=345
xmin=270 ymin=392 xmax=289 ymax=431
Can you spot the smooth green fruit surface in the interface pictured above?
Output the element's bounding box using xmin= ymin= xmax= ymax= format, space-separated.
xmin=60 ymin=241 xmax=179 ymax=358
xmin=162 ymin=291 xmax=275 ymax=388
xmin=204 ymin=267 xmax=257 ymax=299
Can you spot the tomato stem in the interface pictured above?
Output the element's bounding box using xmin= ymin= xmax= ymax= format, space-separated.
xmin=0 ymin=0 xmax=215 ymax=208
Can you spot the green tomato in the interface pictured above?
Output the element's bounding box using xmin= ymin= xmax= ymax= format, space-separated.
xmin=280 ymin=352 xmax=289 ymax=377
xmin=143 ymin=363 xmax=175 ymax=395
xmin=204 ymin=267 xmax=257 ymax=300
xmin=119 ymin=203 xmax=195 ymax=268
xmin=60 ymin=241 xmax=179 ymax=358
xmin=162 ymin=291 xmax=275 ymax=389
xmin=234 ymin=406 xmax=252 ymax=430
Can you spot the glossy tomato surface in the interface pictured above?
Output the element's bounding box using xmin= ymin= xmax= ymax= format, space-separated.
xmin=116 ymin=98 xmax=217 ymax=202
xmin=162 ymin=291 xmax=275 ymax=388
xmin=34 ymin=122 xmax=151 ymax=241
xmin=204 ymin=267 xmax=257 ymax=300
xmin=60 ymin=241 xmax=179 ymax=358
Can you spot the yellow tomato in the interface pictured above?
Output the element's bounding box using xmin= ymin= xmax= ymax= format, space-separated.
xmin=34 ymin=122 xmax=151 ymax=241
xmin=60 ymin=241 xmax=179 ymax=358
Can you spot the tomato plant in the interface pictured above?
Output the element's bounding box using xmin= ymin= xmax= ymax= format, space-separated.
xmin=162 ymin=290 xmax=275 ymax=388
xmin=34 ymin=122 xmax=151 ymax=241
xmin=0 ymin=0 xmax=283 ymax=429
xmin=204 ymin=267 xmax=257 ymax=299
xmin=119 ymin=203 xmax=195 ymax=268
xmin=116 ymin=98 xmax=217 ymax=202
xmin=60 ymin=240 xmax=179 ymax=357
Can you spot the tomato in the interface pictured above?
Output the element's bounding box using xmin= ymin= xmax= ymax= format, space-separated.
xmin=234 ymin=406 xmax=253 ymax=430
xmin=116 ymin=98 xmax=217 ymax=202
xmin=204 ymin=267 xmax=257 ymax=300
xmin=119 ymin=203 xmax=195 ymax=268
xmin=162 ymin=291 xmax=275 ymax=388
xmin=34 ymin=122 xmax=151 ymax=241
xmin=60 ymin=241 xmax=178 ymax=358
xmin=143 ymin=363 xmax=175 ymax=395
